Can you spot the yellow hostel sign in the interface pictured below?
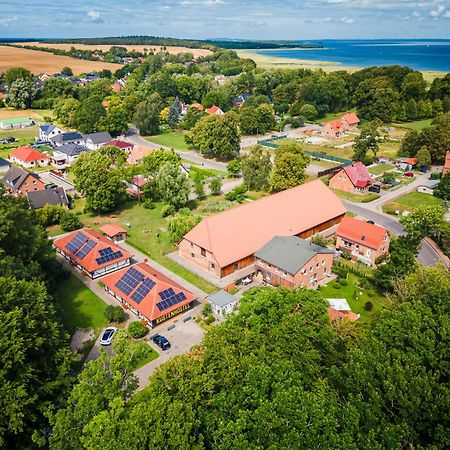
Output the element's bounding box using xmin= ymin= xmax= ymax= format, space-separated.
xmin=155 ymin=302 xmax=191 ymax=325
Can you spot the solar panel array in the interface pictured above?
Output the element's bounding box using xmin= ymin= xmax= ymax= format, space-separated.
xmin=65 ymin=232 xmax=88 ymax=254
xmin=76 ymin=239 xmax=96 ymax=259
xmin=114 ymin=267 xmax=145 ymax=295
xmin=95 ymin=246 xmax=123 ymax=265
xmin=156 ymin=288 xmax=187 ymax=312
xmin=131 ymin=278 xmax=156 ymax=304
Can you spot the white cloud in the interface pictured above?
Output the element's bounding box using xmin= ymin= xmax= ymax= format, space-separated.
xmin=430 ymin=5 xmax=445 ymax=18
xmin=0 ymin=16 xmax=17 ymax=26
xmin=412 ymin=11 xmax=421 ymax=18
xmin=445 ymin=10 xmax=450 ymax=18
xmin=340 ymin=16 xmax=355 ymax=23
xmin=87 ymin=10 xmax=101 ymax=20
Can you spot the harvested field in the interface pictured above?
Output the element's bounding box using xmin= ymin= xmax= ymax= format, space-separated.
xmin=0 ymin=45 xmax=122 ymax=75
xmin=0 ymin=109 xmax=52 ymax=120
xmin=15 ymin=42 xmax=212 ymax=59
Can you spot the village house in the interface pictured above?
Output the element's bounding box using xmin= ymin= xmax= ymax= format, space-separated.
xmin=179 ymin=179 xmax=346 ymax=279
xmin=336 ymin=216 xmax=390 ymax=266
xmin=54 ymin=228 xmax=133 ymax=279
xmin=104 ymin=139 xmax=134 ymax=152
xmin=417 ymin=180 xmax=440 ymax=195
xmin=207 ymin=290 xmax=238 ymax=317
xmin=395 ymin=157 xmax=417 ymax=171
xmin=26 ymin=187 xmax=69 ymax=210
xmin=321 ymin=119 xmax=349 ymax=138
xmin=190 ymin=103 xmax=204 ymax=111
xmin=326 ymin=298 xmax=359 ymax=321
xmin=329 ymin=162 xmax=372 ymax=194
xmin=254 ymin=236 xmax=335 ymax=289
xmin=340 ymin=112 xmax=360 ymax=130
xmin=101 ymin=262 xmax=196 ymax=328
xmin=205 ymin=105 xmax=224 ymax=115
xmin=51 ymin=143 xmax=89 ymax=166
xmin=9 ymin=145 xmax=50 ymax=168
xmin=443 ymin=151 xmax=450 ymax=176
xmin=1 ymin=166 xmax=46 ymax=195
xmin=100 ymin=224 xmax=128 ymax=243
xmin=125 ymin=175 xmax=149 ymax=198
xmin=38 ymin=123 xmax=64 ymax=142
xmin=83 ymin=131 xmax=112 ymax=150
xmin=0 ymin=117 xmax=34 ymax=130
xmin=112 ymin=82 xmax=122 ymax=93
xmin=50 ymin=131 xmax=85 ymax=147
xmin=127 ymin=145 xmax=153 ymax=165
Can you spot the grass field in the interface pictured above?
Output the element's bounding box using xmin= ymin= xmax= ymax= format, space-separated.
xmin=54 ymin=274 xmax=107 ymax=335
xmin=331 ymin=189 xmax=380 ymax=203
xmin=368 ymin=163 xmax=395 ymax=176
xmin=319 ymin=273 xmax=390 ymax=320
xmin=394 ymin=119 xmax=433 ymax=131
xmin=383 ymin=191 xmax=444 ymax=214
xmin=130 ymin=342 xmax=159 ymax=370
xmin=188 ymin=165 xmax=226 ymax=181
xmin=145 ymin=130 xmax=190 ymax=151
xmin=0 ymin=45 xmax=121 ymax=74
xmin=17 ymin=42 xmax=212 ymax=59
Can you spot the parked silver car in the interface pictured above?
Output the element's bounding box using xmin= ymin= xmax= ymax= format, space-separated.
xmin=99 ymin=327 xmax=117 ymax=346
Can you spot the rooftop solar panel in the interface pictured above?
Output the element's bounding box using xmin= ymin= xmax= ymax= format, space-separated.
xmin=99 ymin=247 xmax=114 ymax=256
xmin=95 ymin=251 xmax=123 ymax=265
xmin=156 ymin=289 xmax=188 ymax=312
xmin=130 ymin=277 xmax=156 ymax=304
xmin=76 ymin=239 xmax=96 ymax=259
xmin=65 ymin=232 xmax=88 ymax=254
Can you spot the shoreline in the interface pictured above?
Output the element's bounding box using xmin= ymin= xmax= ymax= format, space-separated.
xmin=237 ymin=49 xmax=447 ymax=81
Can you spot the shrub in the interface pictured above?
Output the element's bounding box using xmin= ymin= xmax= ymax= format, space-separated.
xmin=225 ymin=184 xmax=247 ymax=203
xmin=35 ymin=204 xmax=64 ymax=226
xmin=202 ymin=303 xmax=212 ymax=316
xmin=143 ymin=198 xmax=154 ymax=209
xmin=333 ymin=283 xmax=341 ymax=289
xmin=364 ymin=301 xmax=374 ymax=311
xmin=311 ymin=234 xmax=328 ymax=248
xmin=128 ymin=321 xmax=149 ymax=339
xmin=104 ymin=305 xmax=125 ymax=323
xmin=339 ymin=278 xmax=348 ymax=286
xmin=204 ymin=314 xmax=216 ymax=325
xmin=161 ymin=204 xmax=175 ymax=217
xmin=209 ymin=177 xmax=222 ymax=195
xmin=362 ymin=193 xmax=380 ymax=203
xmin=341 ymin=252 xmax=352 ymax=260
xmin=60 ymin=211 xmax=82 ymax=232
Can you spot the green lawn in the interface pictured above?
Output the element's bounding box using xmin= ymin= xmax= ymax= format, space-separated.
xmin=145 ymin=130 xmax=190 ymax=151
xmin=0 ymin=125 xmax=39 ymax=158
xmin=188 ymin=165 xmax=226 ymax=181
xmin=331 ymin=189 xmax=380 ymax=203
xmin=394 ymin=119 xmax=433 ymax=131
xmin=54 ymin=274 xmax=108 ymax=335
xmin=130 ymin=342 xmax=159 ymax=370
xmin=318 ymin=273 xmax=390 ymax=320
xmin=383 ymin=191 xmax=444 ymax=214
xmin=368 ymin=163 xmax=395 ymax=176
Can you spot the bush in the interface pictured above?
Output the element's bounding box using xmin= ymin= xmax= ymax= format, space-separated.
xmin=225 ymin=184 xmax=247 ymax=203
xmin=161 ymin=204 xmax=175 ymax=217
xmin=311 ymin=234 xmax=328 ymax=248
xmin=209 ymin=177 xmax=222 ymax=195
xmin=333 ymin=283 xmax=341 ymax=289
xmin=128 ymin=321 xmax=149 ymax=339
xmin=60 ymin=211 xmax=82 ymax=232
xmin=361 ymin=193 xmax=380 ymax=203
xmin=143 ymin=198 xmax=154 ymax=209
xmin=339 ymin=278 xmax=348 ymax=286
xmin=364 ymin=301 xmax=374 ymax=311
xmin=104 ymin=305 xmax=125 ymax=323
xmin=341 ymin=252 xmax=352 ymax=260
xmin=35 ymin=204 xmax=65 ymax=226
xmin=204 ymin=314 xmax=216 ymax=325
xmin=202 ymin=303 xmax=212 ymax=317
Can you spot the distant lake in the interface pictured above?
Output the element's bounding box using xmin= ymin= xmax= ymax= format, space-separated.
xmin=256 ymin=40 xmax=450 ymax=72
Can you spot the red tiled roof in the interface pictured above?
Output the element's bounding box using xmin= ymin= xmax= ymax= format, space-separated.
xmin=132 ymin=175 xmax=148 ymax=187
xmin=112 ymin=82 xmax=122 ymax=92
xmin=205 ymin=105 xmax=222 ymax=115
xmin=100 ymin=224 xmax=127 ymax=237
xmin=128 ymin=145 xmax=153 ymax=163
xmin=327 ymin=307 xmax=359 ymax=321
xmin=54 ymin=228 xmax=133 ymax=273
xmin=334 ymin=162 xmax=371 ymax=188
xmin=10 ymin=146 xmax=49 ymax=163
xmin=105 ymin=139 xmax=134 ymax=150
xmin=341 ymin=112 xmax=360 ymax=126
xmin=404 ymin=157 xmax=417 ymax=166
xmin=191 ymin=103 xmax=203 ymax=111
xmin=326 ymin=119 xmax=348 ymax=132
xmin=337 ymin=216 xmax=388 ymax=250
xmin=182 ymin=179 xmax=346 ymax=268
xmin=101 ymin=262 xmax=196 ymax=322
xmin=445 ymin=152 xmax=450 ymax=168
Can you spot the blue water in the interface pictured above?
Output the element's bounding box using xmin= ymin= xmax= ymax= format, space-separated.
xmin=256 ymin=40 xmax=450 ymax=72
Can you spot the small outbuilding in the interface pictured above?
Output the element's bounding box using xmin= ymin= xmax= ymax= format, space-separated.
xmin=100 ymin=224 xmax=128 ymax=242
xmin=207 ymin=290 xmax=238 ymax=317
xmin=417 ymin=180 xmax=440 ymax=195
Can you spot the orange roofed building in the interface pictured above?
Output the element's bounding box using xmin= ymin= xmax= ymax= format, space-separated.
xmin=329 ymin=162 xmax=372 ymax=194
xmin=336 ymin=216 xmax=390 ymax=266
xmin=179 ymin=179 xmax=346 ymax=278
xmin=205 ymin=105 xmax=224 ymax=115
xmin=127 ymin=145 xmax=153 ymax=165
xmin=443 ymin=151 xmax=450 ymax=176
xmin=322 ymin=119 xmax=349 ymax=138
xmin=341 ymin=112 xmax=360 ymax=129
xmin=9 ymin=146 xmax=50 ymax=168
xmin=54 ymin=228 xmax=133 ymax=278
xmin=102 ymin=262 xmax=196 ymax=327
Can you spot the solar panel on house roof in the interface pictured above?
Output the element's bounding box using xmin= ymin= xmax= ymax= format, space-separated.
xmin=99 ymin=247 xmax=113 ymax=256
xmin=75 ymin=239 xmax=96 ymax=259
xmin=156 ymin=290 xmax=187 ymax=312
xmin=65 ymin=232 xmax=89 ymax=254
xmin=95 ymin=251 xmax=123 ymax=265
xmin=130 ymin=277 xmax=156 ymax=304
xmin=114 ymin=267 xmax=145 ymax=296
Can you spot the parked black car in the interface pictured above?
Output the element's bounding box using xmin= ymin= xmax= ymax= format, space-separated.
xmin=152 ymin=334 xmax=171 ymax=350
xmin=369 ymin=184 xmax=381 ymax=193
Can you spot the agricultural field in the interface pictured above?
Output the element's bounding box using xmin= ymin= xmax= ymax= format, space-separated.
xmin=15 ymin=42 xmax=212 ymax=59
xmin=0 ymin=45 xmax=121 ymax=74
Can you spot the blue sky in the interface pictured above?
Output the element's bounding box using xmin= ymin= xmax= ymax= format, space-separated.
xmin=1 ymin=0 xmax=449 ymax=39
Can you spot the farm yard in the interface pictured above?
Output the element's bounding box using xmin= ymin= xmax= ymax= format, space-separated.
xmin=0 ymin=45 xmax=122 ymax=74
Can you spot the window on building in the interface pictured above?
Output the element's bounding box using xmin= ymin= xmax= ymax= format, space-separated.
xmin=316 ymin=263 xmax=319 ymax=268
xmin=268 ymin=264 xmax=272 ymax=268
xmin=283 ymin=271 xmax=287 ymax=276
xmin=344 ymin=240 xmax=352 ymax=248
xmin=322 ymin=260 xmax=325 ymax=265
xmin=310 ymin=266 xmax=313 ymax=272
xmin=191 ymin=253 xmax=195 ymax=258
xmin=201 ymin=247 xmax=206 ymax=257
xmin=211 ymin=263 xmax=215 ymax=270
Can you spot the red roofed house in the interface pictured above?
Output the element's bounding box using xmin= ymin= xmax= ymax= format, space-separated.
xmin=127 ymin=145 xmax=153 ymax=165
xmin=100 ymin=224 xmax=128 ymax=242
xmin=54 ymin=228 xmax=133 ymax=279
xmin=329 ymin=162 xmax=372 ymax=194
xmin=336 ymin=216 xmax=390 ymax=266
xmin=327 ymin=307 xmax=359 ymax=322
xmin=112 ymin=82 xmax=122 ymax=93
xmin=205 ymin=105 xmax=224 ymax=116
xmin=102 ymin=262 xmax=196 ymax=327
xmin=341 ymin=112 xmax=360 ymax=130
xmin=9 ymin=146 xmax=50 ymax=168
xmin=396 ymin=157 xmax=418 ymax=171
xmin=104 ymin=139 xmax=134 ymax=152
xmin=179 ymin=179 xmax=346 ymax=279
xmin=322 ymin=119 xmax=349 ymax=138
xmin=442 ymin=151 xmax=450 ymax=176
xmin=190 ymin=103 xmax=204 ymax=111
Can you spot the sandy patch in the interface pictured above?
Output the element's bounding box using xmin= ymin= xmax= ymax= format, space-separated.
xmin=70 ymin=328 xmax=95 ymax=352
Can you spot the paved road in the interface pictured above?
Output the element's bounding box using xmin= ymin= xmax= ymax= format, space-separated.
xmin=125 ymin=128 xmax=228 ymax=172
